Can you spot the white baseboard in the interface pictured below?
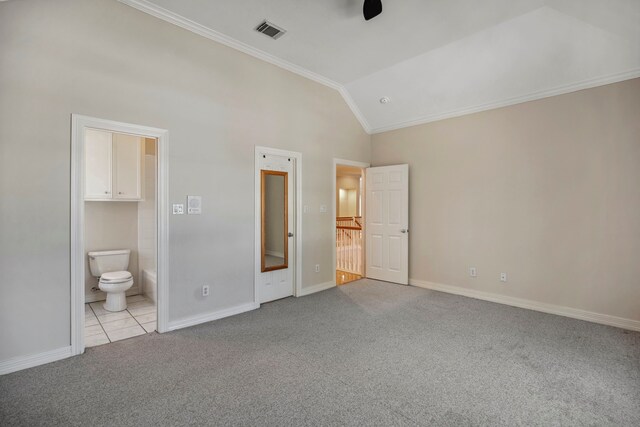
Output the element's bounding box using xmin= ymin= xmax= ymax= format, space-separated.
xmin=409 ymin=279 xmax=640 ymax=332
xmin=167 ymin=302 xmax=259 ymax=331
xmin=0 ymin=346 xmax=73 ymax=376
xmin=297 ymin=281 xmax=336 ymax=297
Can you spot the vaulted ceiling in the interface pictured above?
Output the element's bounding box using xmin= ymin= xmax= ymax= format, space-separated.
xmin=121 ymin=0 xmax=640 ymax=133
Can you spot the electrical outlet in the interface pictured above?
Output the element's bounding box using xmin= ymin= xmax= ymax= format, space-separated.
xmin=315 ymin=264 xmax=320 ymax=273
xmin=202 ymin=285 xmax=210 ymax=296
xmin=470 ymin=267 xmax=477 ymax=278
xmin=500 ymin=273 xmax=507 ymax=282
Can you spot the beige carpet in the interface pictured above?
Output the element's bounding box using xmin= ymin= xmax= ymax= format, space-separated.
xmin=1 ymin=279 xmax=639 ymax=426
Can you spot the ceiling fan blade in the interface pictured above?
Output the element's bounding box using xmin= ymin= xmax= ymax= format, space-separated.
xmin=363 ymin=0 xmax=382 ymax=21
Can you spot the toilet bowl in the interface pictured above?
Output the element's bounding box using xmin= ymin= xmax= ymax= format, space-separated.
xmin=99 ymin=271 xmax=134 ymax=312
xmin=88 ymin=250 xmax=134 ymax=312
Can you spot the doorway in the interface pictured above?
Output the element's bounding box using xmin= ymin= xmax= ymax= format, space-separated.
xmin=254 ymin=147 xmax=302 ymax=304
xmin=71 ymin=115 xmax=169 ymax=355
xmin=333 ymin=159 xmax=369 ymax=285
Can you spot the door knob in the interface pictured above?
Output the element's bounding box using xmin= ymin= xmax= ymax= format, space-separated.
xmin=288 ymin=232 xmax=294 ymax=237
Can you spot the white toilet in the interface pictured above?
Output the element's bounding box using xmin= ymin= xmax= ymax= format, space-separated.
xmin=88 ymin=249 xmax=134 ymax=312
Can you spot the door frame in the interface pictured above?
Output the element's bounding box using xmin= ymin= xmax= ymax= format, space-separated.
xmin=254 ymin=146 xmax=302 ymax=304
xmin=333 ymin=158 xmax=370 ymax=281
xmin=70 ymin=114 xmax=170 ymax=356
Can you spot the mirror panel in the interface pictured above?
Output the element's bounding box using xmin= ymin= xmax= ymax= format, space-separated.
xmin=261 ymin=170 xmax=288 ymax=272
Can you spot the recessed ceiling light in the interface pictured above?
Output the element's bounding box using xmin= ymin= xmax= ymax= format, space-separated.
xmin=379 ymin=97 xmax=390 ymax=104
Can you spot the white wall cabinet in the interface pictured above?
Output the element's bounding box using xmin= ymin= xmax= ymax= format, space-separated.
xmin=85 ymin=129 xmax=144 ymax=201
xmin=85 ymin=129 xmax=113 ymax=199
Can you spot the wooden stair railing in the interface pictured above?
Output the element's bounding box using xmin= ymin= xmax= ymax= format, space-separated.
xmin=336 ymin=216 xmax=363 ymax=275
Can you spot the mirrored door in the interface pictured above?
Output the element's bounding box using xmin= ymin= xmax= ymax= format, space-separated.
xmin=256 ymin=152 xmax=295 ymax=303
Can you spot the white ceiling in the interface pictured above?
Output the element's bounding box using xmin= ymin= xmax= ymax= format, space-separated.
xmin=121 ymin=0 xmax=640 ymax=133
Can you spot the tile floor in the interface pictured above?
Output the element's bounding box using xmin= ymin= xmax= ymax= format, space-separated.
xmin=84 ymin=295 xmax=156 ymax=347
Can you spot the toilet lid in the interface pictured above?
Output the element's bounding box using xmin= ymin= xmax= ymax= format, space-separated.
xmin=100 ymin=271 xmax=132 ymax=282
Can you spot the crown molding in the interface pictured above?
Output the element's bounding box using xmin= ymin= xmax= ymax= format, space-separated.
xmin=119 ymin=1 xmax=638 ymax=136
xmin=370 ymin=68 xmax=640 ymax=134
xmin=338 ymin=86 xmax=372 ymax=133
xmin=117 ymin=0 xmax=372 ymax=134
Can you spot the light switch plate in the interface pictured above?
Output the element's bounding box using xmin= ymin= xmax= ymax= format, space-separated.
xmin=187 ymin=196 xmax=202 ymax=214
xmin=172 ymin=204 xmax=184 ymax=215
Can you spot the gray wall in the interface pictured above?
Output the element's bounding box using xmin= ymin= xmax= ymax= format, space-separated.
xmin=336 ymin=175 xmax=361 ymax=217
xmin=0 ymin=0 xmax=369 ymax=360
xmin=372 ymin=78 xmax=640 ymax=322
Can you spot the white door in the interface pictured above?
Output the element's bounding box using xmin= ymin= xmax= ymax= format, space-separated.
xmin=366 ymin=164 xmax=409 ymax=284
xmin=113 ymin=133 xmax=143 ymax=200
xmin=84 ymin=129 xmax=112 ymax=199
xmin=257 ymin=154 xmax=295 ymax=303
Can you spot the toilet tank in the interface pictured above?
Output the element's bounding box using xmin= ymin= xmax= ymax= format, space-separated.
xmin=88 ymin=249 xmax=131 ymax=277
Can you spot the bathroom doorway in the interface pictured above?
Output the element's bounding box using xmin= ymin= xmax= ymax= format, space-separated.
xmin=71 ymin=115 xmax=169 ymax=355
xmin=333 ymin=159 xmax=369 ymax=286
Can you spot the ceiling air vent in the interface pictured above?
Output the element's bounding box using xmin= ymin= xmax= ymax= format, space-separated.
xmin=255 ymin=20 xmax=286 ymax=40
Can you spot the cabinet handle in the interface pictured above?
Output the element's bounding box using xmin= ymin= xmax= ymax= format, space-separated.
xmin=104 ymin=191 xmax=110 ymax=194
xmin=118 ymin=192 xmax=123 ymax=195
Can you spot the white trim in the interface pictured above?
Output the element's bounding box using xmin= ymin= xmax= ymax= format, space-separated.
xmin=254 ymin=146 xmax=303 ymax=304
xmin=409 ymin=279 xmax=640 ymax=332
xmin=168 ymin=302 xmax=259 ymax=331
xmin=70 ymin=116 xmax=84 ymax=357
xmin=117 ymin=0 xmax=371 ymax=134
xmin=71 ymin=115 xmax=170 ymax=357
xmin=332 ymin=158 xmax=370 ymax=280
xmin=338 ymin=87 xmax=371 ymax=133
xmin=117 ymin=1 xmax=640 ymax=136
xmin=156 ymin=124 xmax=170 ymax=335
xmin=298 ymin=281 xmax=336 ymax=297
xmin=119 ymin=1 xmax=338 ymax=88
xmin=370 ymin=68 xmax=640 ymax=134
xmin=0 ymin=346 xmax=72 ymax=376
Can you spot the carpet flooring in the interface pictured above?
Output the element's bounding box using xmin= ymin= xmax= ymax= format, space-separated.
xmin=1 ymin=279 xmax=639 ymax=426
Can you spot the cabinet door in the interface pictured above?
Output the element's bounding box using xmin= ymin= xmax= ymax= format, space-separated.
xmin=85 ymin=129 xmax=112 ymax=199
xmin=113 ymin=133 xmax=143 ymax=200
